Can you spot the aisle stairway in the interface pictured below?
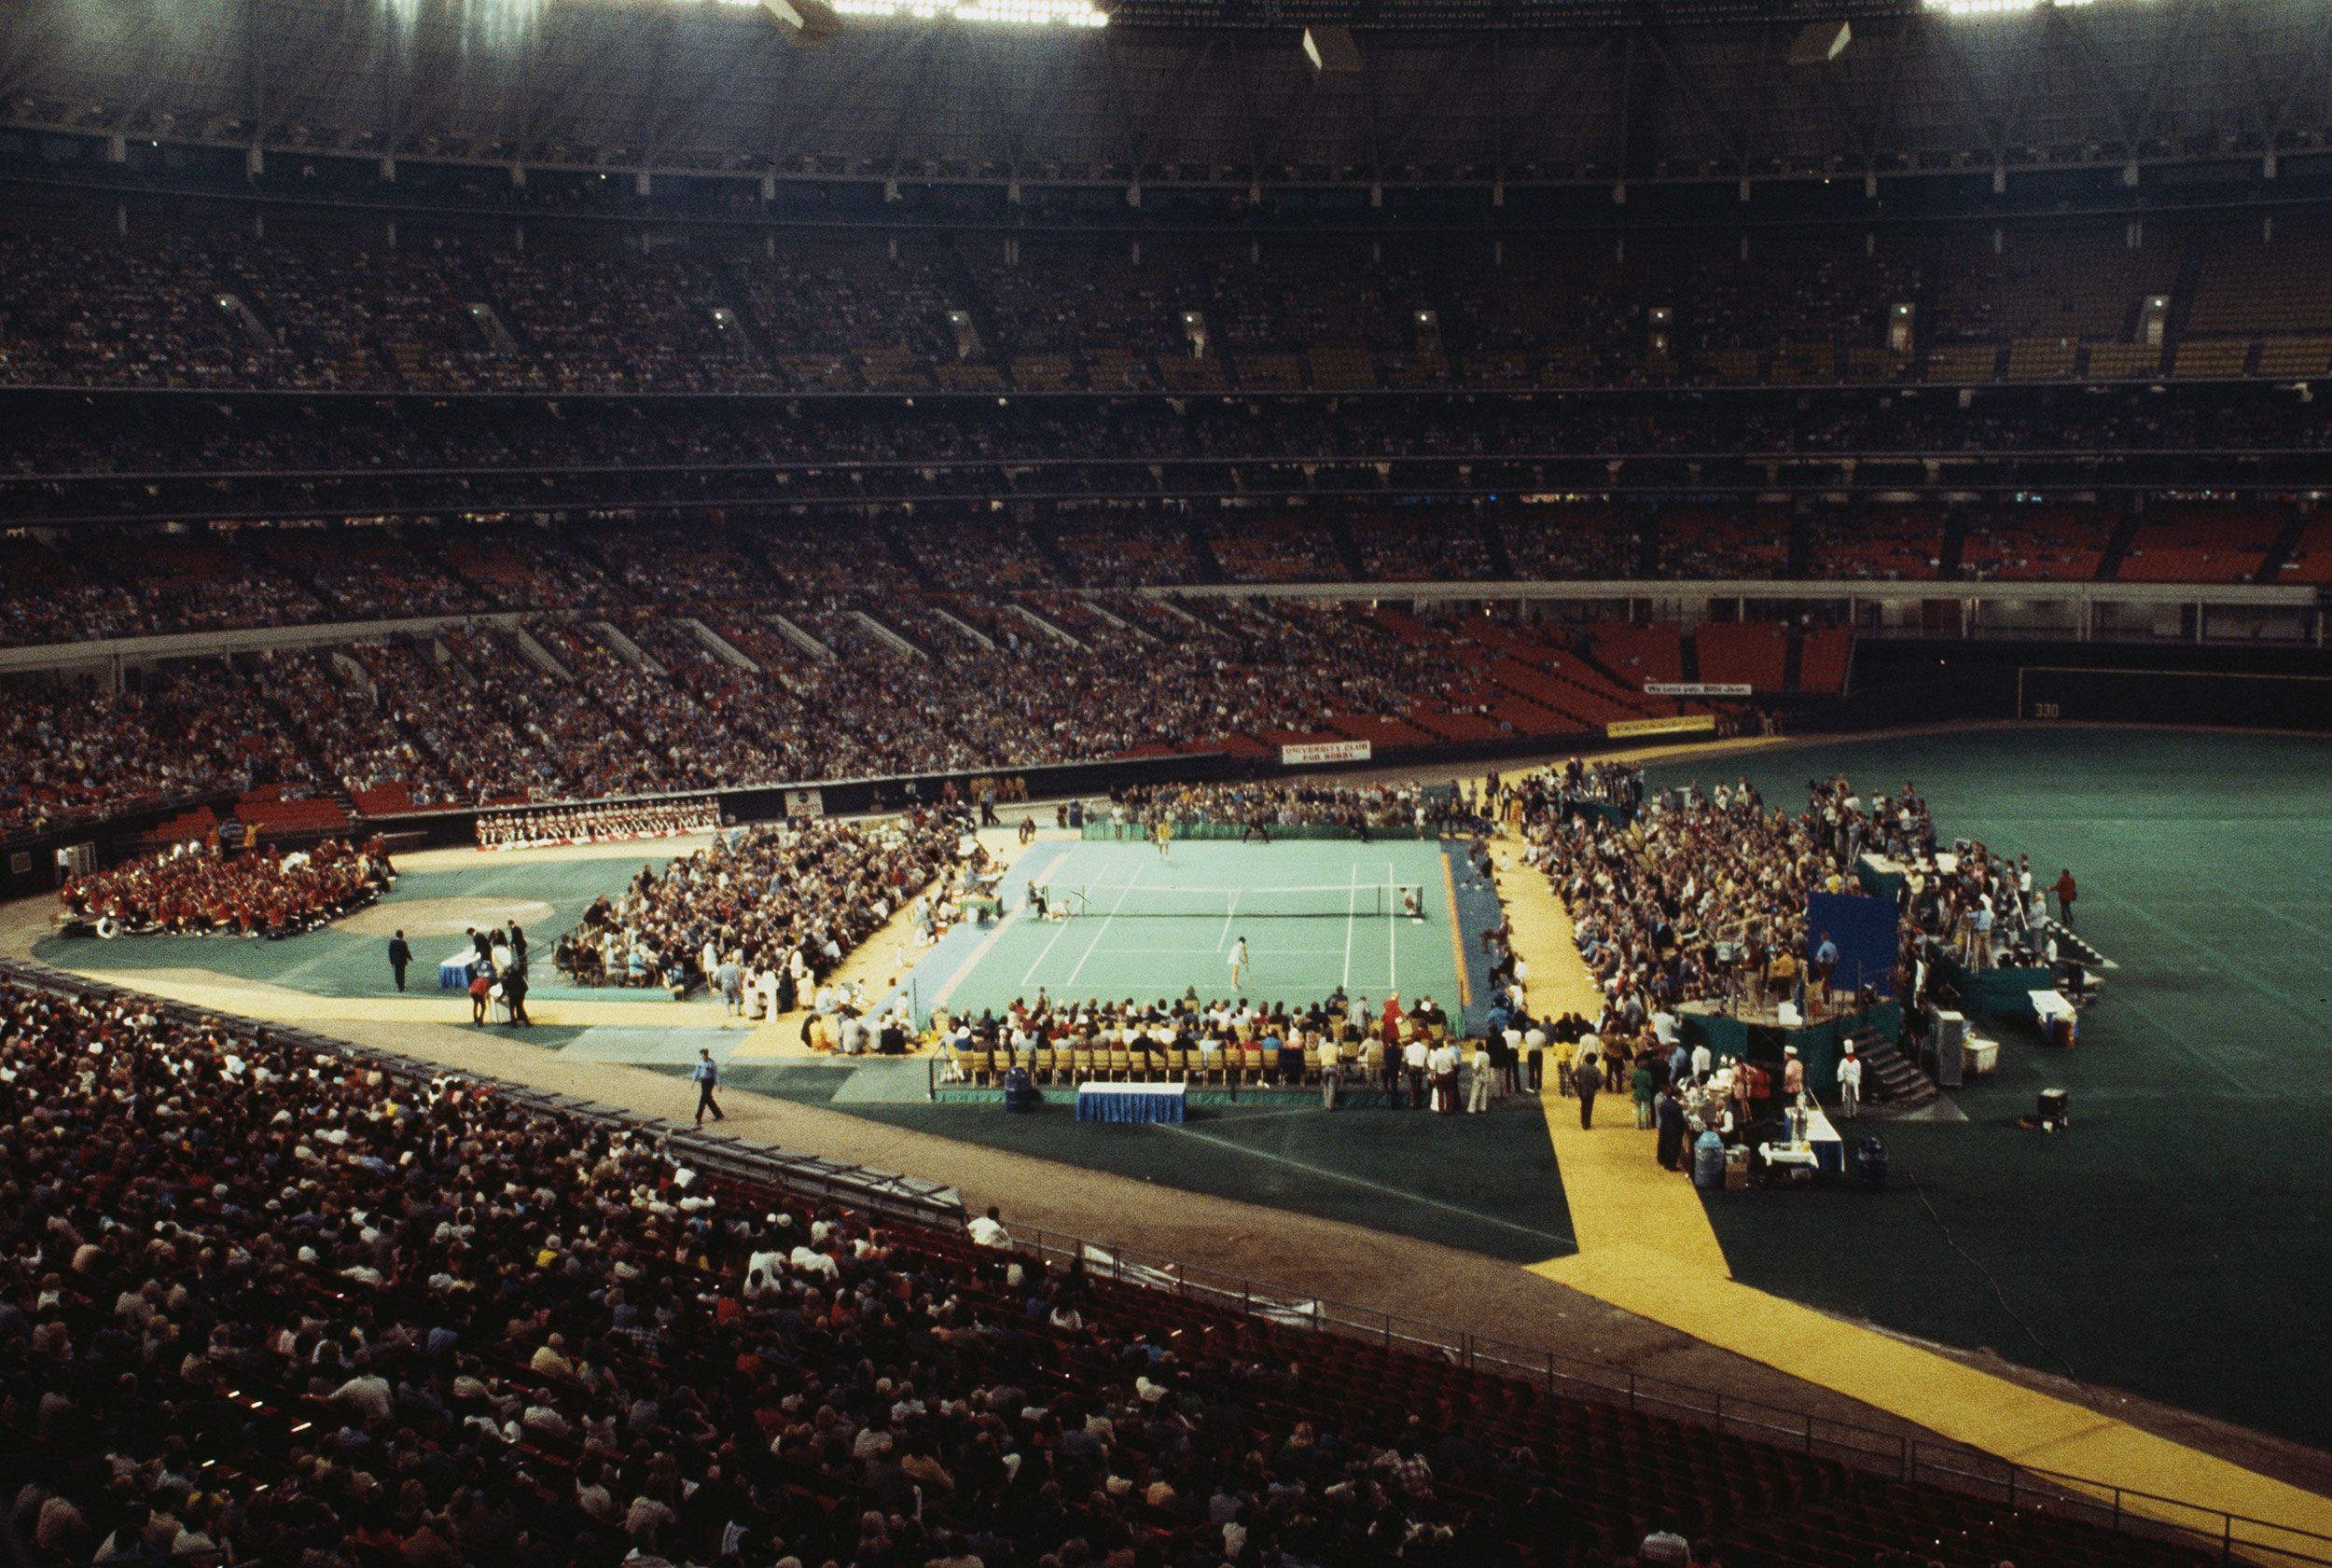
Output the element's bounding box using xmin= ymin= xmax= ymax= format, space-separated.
xmin=1847 ymin=1025 xmax=1936 ymax=1113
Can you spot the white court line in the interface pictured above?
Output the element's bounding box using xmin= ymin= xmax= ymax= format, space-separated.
xmin=1162 ymin=1124 xmax=1577 ymax=1248
xmin=1062 ymin=863 xmax=1144 ymax=989
xmin=1216 ymin=888 xmax=1241 ymax=953
xmin=1016 ymin=856 xmax=1084 ymax=989
xmin=1385 ymin=861 xmax=1398 ymax=991
xmin=1340 ymin=864 xmax=1359 ymax=990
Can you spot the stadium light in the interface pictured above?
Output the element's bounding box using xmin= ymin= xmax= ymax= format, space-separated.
xmin=826 ymin=0 xmax=1106 ymax=24
xmin=1925 ymin=0 xmax=2090 ymax=13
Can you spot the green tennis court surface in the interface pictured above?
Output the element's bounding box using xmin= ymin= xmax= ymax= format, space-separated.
xmin=916 ymin=839 xmax=1474 ymax=1024
xmin=1651 ymin=727 xmax=2332 ymax=1448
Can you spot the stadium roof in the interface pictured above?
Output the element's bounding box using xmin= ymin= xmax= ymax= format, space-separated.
xmin=2 ymin=0 xmax=2326 ymax=190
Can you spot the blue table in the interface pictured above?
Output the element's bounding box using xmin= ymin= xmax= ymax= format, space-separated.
xmin=1076 ymin=1082 xmax=1187 ymax=1124
xmin=438 ymin=954 xmax=478 ymax=991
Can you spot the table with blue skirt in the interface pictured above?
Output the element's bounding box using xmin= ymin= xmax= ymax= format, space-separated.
xmin=438 ymin=954 xmax=478 ymax=991
xmin=1076 ymin=1082 xmax=1187 ymax=1124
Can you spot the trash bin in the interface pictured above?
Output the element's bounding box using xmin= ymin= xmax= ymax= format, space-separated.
xmin=1002 ymin=1066 xmax=1037 ymax=1114
xmin=1723 ymin=1145 xmax=1751 ymax=1190
xmin=1692 ymin=1131 xmax=1727 ymax=1190
xmin=1854 ymin=1137 xmax=1889 ymax=1192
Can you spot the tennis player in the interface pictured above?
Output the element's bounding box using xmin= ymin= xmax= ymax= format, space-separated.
xmin=1228 ymin=935 xmax=1250 ymax=988
xmin=1154 ymin=818 xmax=1172 ymax=859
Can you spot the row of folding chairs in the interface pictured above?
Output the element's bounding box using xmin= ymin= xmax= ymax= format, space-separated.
xmin=952 ymin=1039 xmax=1443 ymax=1086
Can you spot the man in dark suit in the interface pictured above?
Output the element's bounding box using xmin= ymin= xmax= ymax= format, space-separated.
xmin=468 ymin=926 xmax=492 ymax=969
xmin=388 ymin=930 xmax=413 ymax=992
xmin=503 ymin=966 xmax=532 ymax=1028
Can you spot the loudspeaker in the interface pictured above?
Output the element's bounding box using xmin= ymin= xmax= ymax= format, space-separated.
xmin=1931 ymin=1007 xmax=1964 ymax=1088
xmin=1787 ymin=20 xmax=1851 ymax=65
xmin=1302 ymin=26 xmax=1362 ymax=74
xmin=762 ymin=0 xmax=841 ymax=46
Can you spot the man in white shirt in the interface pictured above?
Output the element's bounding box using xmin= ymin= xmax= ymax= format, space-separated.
xmin=1837 ymin=1045 xmax=1863 ymax=1118
xmin=967 ymin=1206 xmax=1011 ymax=1248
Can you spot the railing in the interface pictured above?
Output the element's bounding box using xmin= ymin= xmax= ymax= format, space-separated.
xmin=1006 ymin=1221 xmax=2332 ymax=1568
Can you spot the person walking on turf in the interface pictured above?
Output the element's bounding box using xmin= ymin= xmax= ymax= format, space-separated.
xmin=387 ymin=930 xmax=412 ymax=992
xmin=2052 ymin=867 xmax=2078 ymax=927
xmin=1228 ymin=935 xmax=1250 ymax=990
xmin=1837 ymin=1044 xmax=1863 ymax=1119
xmin=692 ymin=1048 xmax=724 ymax=1125
xmin=1574 ymin=1053 xmax=1603 ymax=1130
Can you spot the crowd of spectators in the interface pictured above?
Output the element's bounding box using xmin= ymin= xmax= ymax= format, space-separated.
xmin=478 ymin=797 xmax=724 ymax=851
xmin=6 ymin=380 xmax=2324 ymax=536
xmin=16 ymin=211 xmax=2332 ymax=416
xmin=555 ymin=810 xmax=967 ymax=994
xmin=1110 ymin=781 xmax=1492 ymax=838
xmin=0 ymin=665 xmax=325 ymax=842
xmin=1515 ymin=769 xmax=1999 ymax=1053
xmin=56 ymin=836 xmax=390 ymax=937
xmin=0 ymin=972 xmax=1602 ymax=1568
xmin=936 ymin=989 xmax=1491 ymax=1100
xmin=2 ymin=578 xmax=1766 ymax=845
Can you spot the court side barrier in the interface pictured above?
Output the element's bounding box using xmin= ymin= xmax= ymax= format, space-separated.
xmin=1080 ymin=821 xmax=1437 ymax=841
xmin=1008 ymin=1222 xmax=2332 ymax=1568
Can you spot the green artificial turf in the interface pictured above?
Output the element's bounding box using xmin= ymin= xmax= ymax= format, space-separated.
xmin=1648 ymin=727 xmax=2332 ymax=1449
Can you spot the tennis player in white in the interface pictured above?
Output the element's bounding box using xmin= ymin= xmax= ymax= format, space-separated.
xmin=1228 ymin=935 xmax=1250 ymax=989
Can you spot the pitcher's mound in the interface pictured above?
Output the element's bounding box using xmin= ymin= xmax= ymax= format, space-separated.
xmin=336 ymin=898 xmax=558 ymax=938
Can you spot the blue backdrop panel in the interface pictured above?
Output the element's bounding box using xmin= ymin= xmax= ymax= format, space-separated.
xmin=1807 ymin=892 xmax=1898 ymax=997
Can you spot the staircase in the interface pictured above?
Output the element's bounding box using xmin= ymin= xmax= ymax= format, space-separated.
xmin=1324 ymin=514 xmax=1368 ymax=582
xmin=1477 ymin=511 xmax=1515 ymax=577
xmin=2097 ymin=510 xmax=2144 ymax=581
xmin=1848 ymin=1026 xmax=1936 ymax=1113
xmin=1021 ymin=508 xmax=1082 ymax=586
xmin=879 ymin=522 xmax=939 ymax=590
xmin=1185 ymin=518 xmax=1228 ymax=584
xmin=1783 ymin=630 xmax=1805 ymax=691
xmin=2256 ymin=505 xmax=2312 ymax=583
xmin=1937 ymin=503 xmax=1971 ymax=578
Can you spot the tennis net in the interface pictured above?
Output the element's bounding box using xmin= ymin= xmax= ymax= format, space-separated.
xmin=1060 ymin=882 xmax=1420 ymax=919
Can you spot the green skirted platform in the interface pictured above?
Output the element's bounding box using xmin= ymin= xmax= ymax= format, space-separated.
xmin=1677 ymin=1000 xmax=1903 ymax=1099
xmin=1931 ymin=951 xmax=2056 ymax=1019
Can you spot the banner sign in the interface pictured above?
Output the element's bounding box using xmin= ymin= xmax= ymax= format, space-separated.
xmin=784 ymin=788 xmax=826 ymax=818
xmin=1645 ymin=682 xmax=1753 ymax=697
xmin=1605 ymin=714 xmax=1718 ymax=740
xmin=1279 ymin=740 xmax=1372 ymax=767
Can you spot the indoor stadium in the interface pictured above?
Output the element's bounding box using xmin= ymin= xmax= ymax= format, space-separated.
xmin=2 ymin=0 xmax=2330 ymax=1562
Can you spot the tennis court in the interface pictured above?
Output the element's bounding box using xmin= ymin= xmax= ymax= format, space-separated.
xmin=914 ymin=838 xmax=1478 ymax=1025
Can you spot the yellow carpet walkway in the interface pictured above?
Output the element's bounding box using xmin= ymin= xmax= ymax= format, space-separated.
xmin=1492 ymin=822 xmax=2332 ymax=1559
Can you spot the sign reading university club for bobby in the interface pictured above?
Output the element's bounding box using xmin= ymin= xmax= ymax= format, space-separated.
xmin=1279 ymin=739 xmax=1373 ymax=767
